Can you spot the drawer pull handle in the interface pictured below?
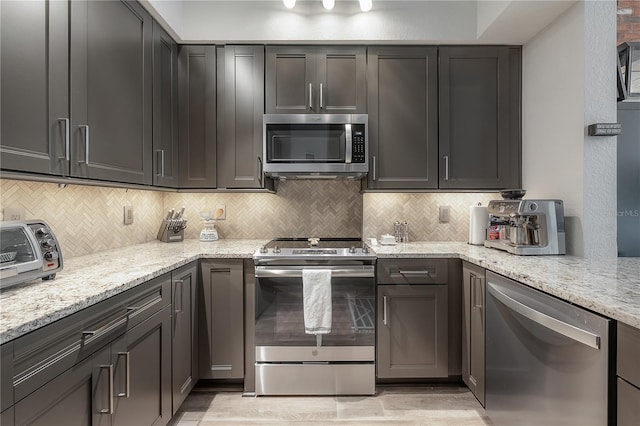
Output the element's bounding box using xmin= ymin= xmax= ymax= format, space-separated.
xmin=117 ymin=352 xmax=131 ymax=398
xmin=82 ymin=310 xmax=131 ymax=339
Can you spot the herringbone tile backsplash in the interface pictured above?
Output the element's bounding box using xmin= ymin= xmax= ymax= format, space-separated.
xmin=1 ymin=178 xmax=498 ymax=258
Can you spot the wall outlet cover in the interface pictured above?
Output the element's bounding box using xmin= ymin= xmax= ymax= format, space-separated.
xmin=3 ymin=207 xmax=25 ymax=221
xmin=124 ymin=205 xmax=134 ymax=225
xmin=214 ymin=204 xmax=226 ymax=220
xmin=439 ymin=205 xmax=451 ymax=223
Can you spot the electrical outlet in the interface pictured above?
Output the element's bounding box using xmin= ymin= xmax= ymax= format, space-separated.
xmin=214 ymin=204 xmax=226 ymax=220
xmin=439 ymin=205 xmax=450 ymax=223
xmin=124 ymin=205 xmax=134 ymax=225
xmin=3 ymin=207 xmax=25 ymax=221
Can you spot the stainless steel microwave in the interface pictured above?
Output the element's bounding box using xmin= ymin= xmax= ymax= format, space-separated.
xmin=263 ymin=114 xmax=368 ymax=179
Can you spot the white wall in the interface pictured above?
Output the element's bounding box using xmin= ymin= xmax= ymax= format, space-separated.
xmin=522 ymin=0 xmax=617 ymax=258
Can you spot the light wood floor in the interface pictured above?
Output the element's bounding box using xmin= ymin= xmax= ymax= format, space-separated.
xmin=168 ymin=385 xmax=492 ymax=425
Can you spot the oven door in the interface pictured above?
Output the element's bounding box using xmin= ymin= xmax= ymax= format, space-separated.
xmin=255 ymin=265 xmax=375 ymax=350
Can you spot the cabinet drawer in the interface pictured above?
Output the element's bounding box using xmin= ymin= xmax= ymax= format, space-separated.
xmin=618 ymin=378 xmax=640 ymax=426
xmin=11 ymin=274 xmax=170 ymax=402
xmin=377 ymin=259 xmax=448 ymax=284
xmin=618 ymin=322 xmax=640 ymax=387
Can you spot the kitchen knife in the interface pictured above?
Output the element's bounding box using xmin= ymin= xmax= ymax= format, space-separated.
xmin=175 ymin=207 xmax=185 ymax=221
xmin=166 ymin=209 xmax=175 ymax=221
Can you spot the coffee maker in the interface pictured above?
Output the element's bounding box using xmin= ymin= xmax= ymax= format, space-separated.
xmin=484 ymin=199 xmax=566 ymax=255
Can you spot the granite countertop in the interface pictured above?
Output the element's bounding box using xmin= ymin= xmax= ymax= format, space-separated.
xmin=1 ymin=239 xmax=639 ymax=344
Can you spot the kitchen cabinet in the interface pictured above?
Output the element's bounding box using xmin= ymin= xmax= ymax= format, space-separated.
xmin=376 ymin=259 xmax=448 ymax=379
xmin=265 ymin=46 xmax=367 ymax=114
xmin=1 ymin=342 xmax=12 ymax=412
xmin=617 ymin=322 xmax=640 ymax=425
xmin=110 ymin=306 xmax=172 ymax=426
xmin=178 ymin=45 xmax=217 ymax=188
xmin=0 ymin=0 xmax=154 ymax=185
xmin=171 ymin=262 xmax=198 ymax=413
xmin=461 ymin=261 xmax=485 ymax=406
xmin=217 ymin=45 xmax=271 ymax=189
xmin=1 ymin=0 xmax=69 ymax=176
xmin=2 ymin=270 xmax=171 ymax=426
xmin=199 ymin=259 xmax=245 ymax=380
xmin=365 ymin=47 xmax=439 ymax=190
xmin=152 ymin=21 xmax=179 ymax=188
xmin=70 ymin=0 xmax=153 ymax=184
xmin=438 ymin=46 xmax=521 ymax=189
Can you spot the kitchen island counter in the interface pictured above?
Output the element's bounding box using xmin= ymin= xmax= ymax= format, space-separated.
xmin=1 ymin=239 xmax=639 ymax=344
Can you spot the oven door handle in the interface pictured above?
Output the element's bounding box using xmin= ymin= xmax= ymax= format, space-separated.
xmin=255 ymin=267 xmax=374 ymax=278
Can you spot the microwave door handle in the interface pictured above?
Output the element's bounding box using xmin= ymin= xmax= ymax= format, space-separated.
xmin=345 ymin=124 xmax=352 ymax=164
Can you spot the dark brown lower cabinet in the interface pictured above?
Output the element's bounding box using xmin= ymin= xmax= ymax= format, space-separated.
xmin=14 ymin=346 xmax=112 ymax=426
xmin=461 ymin=261 xmax=485 ymax=406
xmin=376 ymin=284 xmax=448 ymax=379
xmin=171 ymin=263 xmax=198 ymax=413
xmin=111 ymin=306 xmax=172 ymax=426
xmin=617 ymin=322 xmax=640 ymax=425
xmin=199 ymin=259 xmax=244 ymax=380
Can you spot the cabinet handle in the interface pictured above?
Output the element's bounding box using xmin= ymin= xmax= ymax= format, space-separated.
xmin=372 ymin=156 xmax=377 ymax=181
xmin=174 ymin=279 xmax=184 ymax=314
xmin=320 ymin=83 xmax=324 ymax=109
xmin=57 ymin=118 xmax=70 ymax=161
xmin=397 ymin=270 xmax=432 ymax=277
xmin=383 ymin=295 xmax=388 ymax=326
xmin=257 ymin=156 xmax=263 ymax=187
xmin=444 ymin=155 xmax=450 ymax=181
xmin=309 ymin=83 xmax=313 ymax=110
xmin=99 ymin=365 xmax=114 ymax=414
xmin=82 ymin=309 xmax=131 ymax=342
xmin=156 ymin=149 xmax=165 ymax=177
xmin=472 ymin=276 xmax=483 ymax=309
xmin=117 ymin=352 xmax=130 ymax=398
xmin=78 ymin=125 xmax=90 ymax=165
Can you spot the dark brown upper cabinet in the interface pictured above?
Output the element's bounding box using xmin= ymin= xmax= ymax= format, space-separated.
xmin=265 ymin=46 xmax=367 ymax=114
xmin=152 ymin=22 xmax=179 ymax=188
xmin=70 ymin=0 xmax=153 ymax=184
xmin=438 ymin=46 xmax=522 ymax=190
xmin=178 ymin=45 xmax=217 ymax=188
xmin=1 ymin=0 xmax=69 ymax=176
xmin=217 ymin=45 xmax=271 ymax=189
xmin=365 ymin=46 xmax=439 ymax=190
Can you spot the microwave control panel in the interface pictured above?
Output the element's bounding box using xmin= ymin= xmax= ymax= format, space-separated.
xmin=351 ymin=125 xmax=366 ymax=163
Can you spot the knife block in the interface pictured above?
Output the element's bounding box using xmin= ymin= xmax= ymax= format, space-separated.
xmin=157 ymin=219 xmax=186 ymax=243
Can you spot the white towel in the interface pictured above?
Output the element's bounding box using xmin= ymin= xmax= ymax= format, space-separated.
xmin=303 ymin=269 xmax=332 ymax=335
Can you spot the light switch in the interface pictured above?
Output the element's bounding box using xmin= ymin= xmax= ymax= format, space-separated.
xmin=215 ymin=204 xmax=226 ymax=220
xmin=2 ymin=207 xmax=25 ymax=221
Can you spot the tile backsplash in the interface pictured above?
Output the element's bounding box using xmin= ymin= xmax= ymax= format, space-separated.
xmin=1 ymin=178 xmax=498 ymax=258
xmin=363 ymin=192 xmax=497 ymax=242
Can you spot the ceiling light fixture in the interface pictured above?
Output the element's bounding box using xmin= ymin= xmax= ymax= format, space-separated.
xmin=359 ymin=0 xmax=372 ymax=12
xmin=322 ymin=0 xmax=335 ymax=10
xmin=283 ymin=0 xmax=296 ymax=9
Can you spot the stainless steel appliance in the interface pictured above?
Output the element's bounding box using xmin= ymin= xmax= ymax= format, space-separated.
xmin=263 ymin=114 xmax=368 ymax=179
xmin=485 ymin=271 xmax=611 ymax=425
xmin=0 ymin=220 xmax=63 ymax=289
xmin=253 ymin=237 xmax=376 ymax=395
xmin=484 ymin=199 xmax=566 ymax=255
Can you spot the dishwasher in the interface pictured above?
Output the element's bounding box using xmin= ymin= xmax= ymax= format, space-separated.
xmin=485 ymin=271 xmax=612 ymax=425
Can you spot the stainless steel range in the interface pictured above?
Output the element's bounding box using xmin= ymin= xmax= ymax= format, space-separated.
xmin=253 ymin=238 xmax=376 ymax=396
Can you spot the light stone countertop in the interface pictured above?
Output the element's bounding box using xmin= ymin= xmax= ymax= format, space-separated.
xmin=1 ymin=239 xmax=638 ymax=344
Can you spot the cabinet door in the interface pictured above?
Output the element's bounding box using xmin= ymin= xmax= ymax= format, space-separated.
xmin=14 ymin=346 xmax=111 ymax=426
xmin=0 ymin=0 xmax=69 ymax=176
xmin=70 ymin=0 xmax=153 ymax=184
xmin=439 ymin=46 xmax=521 ymax=189
xmin=366 ymin=47 xmax=439 ymax=189
xmin=316 ymin=47 xmax=367 ymax=113
xmin=152 ymin=21 xmax=179 ymax=188
xmin=217 ymin=45 xmax=266 ymax=189
xmin=111 ymin=305 xmax=171 ymax=426
xmin=618 ymin=378 xmax=640 ymax=426
xmin=377 ymin=284 xmax=448 ymax=379
xmin=462 ymin=261 xmax=485 ymax=406
xmin=265 ymin=46 xmax=316 ymax=113
xmin=178 ymin=45 xmax=217 ymax=188
xmin=1 ymin=342 xmax=13 ymax=412
xmin=171 ymin=263 xmax=198 ymax=414
xmin=199 ymin=260 xmax=244 ymax=380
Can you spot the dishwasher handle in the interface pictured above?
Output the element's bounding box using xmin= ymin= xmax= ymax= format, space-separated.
xmin=487 ymin=282 xmax=601 ymax=350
